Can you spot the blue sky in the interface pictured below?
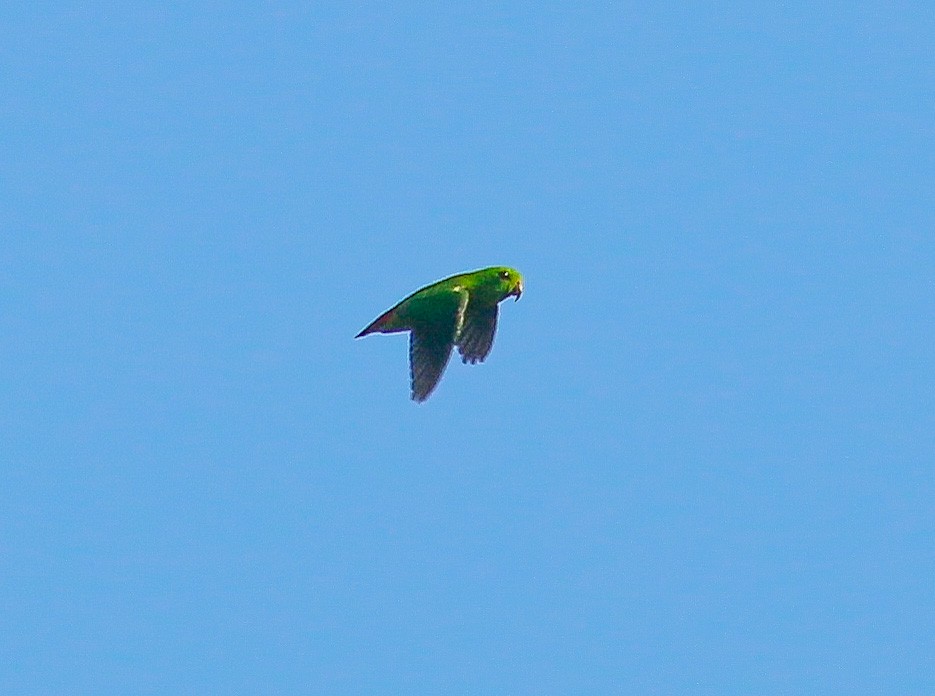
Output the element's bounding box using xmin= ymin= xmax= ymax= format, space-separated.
xmin=2 ymin=2 xmax=933 ymax=693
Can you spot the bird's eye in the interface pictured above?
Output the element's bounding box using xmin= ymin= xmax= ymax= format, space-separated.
xmin=500 ymin=270 xmax=510 ymax=279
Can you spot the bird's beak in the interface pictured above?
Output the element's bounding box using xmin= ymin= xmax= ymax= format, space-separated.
xmin=511 ymin=280 xmax=523 ymax=301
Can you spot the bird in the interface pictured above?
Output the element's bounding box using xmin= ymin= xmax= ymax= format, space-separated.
xmin=356 ymin=266 xmax=524 ymax=402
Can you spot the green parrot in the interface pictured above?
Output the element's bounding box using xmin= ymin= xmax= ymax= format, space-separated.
xmin=356 ymin=266 xmax=524 ymax=402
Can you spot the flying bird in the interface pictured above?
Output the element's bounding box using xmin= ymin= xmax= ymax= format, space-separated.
xmin=356 ymin=266 xmax=524 ymax=402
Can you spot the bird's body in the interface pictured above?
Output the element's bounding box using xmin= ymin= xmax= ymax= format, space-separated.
xmin=356 ymin=266 xmax=524 ymax=401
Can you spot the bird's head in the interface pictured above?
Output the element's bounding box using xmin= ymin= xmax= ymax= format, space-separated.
xmin=485 ymin=266 xmax=523 ymax=302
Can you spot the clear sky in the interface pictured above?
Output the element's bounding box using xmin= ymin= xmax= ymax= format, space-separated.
xmin=3 ymin=2 xmax=933 ymax=694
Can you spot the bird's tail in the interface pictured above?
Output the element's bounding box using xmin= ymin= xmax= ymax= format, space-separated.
xmin=355 ymin=308 xmax=405 ymax=338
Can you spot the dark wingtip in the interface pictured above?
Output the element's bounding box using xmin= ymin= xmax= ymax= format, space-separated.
xmin=410 ymin=383 xmax=431 ymax=402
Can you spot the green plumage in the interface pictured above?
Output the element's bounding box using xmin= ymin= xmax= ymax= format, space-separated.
xmin=356 ymin=266 xmax=524 ymax=402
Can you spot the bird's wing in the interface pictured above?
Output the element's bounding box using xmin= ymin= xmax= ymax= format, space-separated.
xmin=408 ymin=289 xmax=469 ymax=402
xmin=456 ymin=300 xmax=499 ymax=365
